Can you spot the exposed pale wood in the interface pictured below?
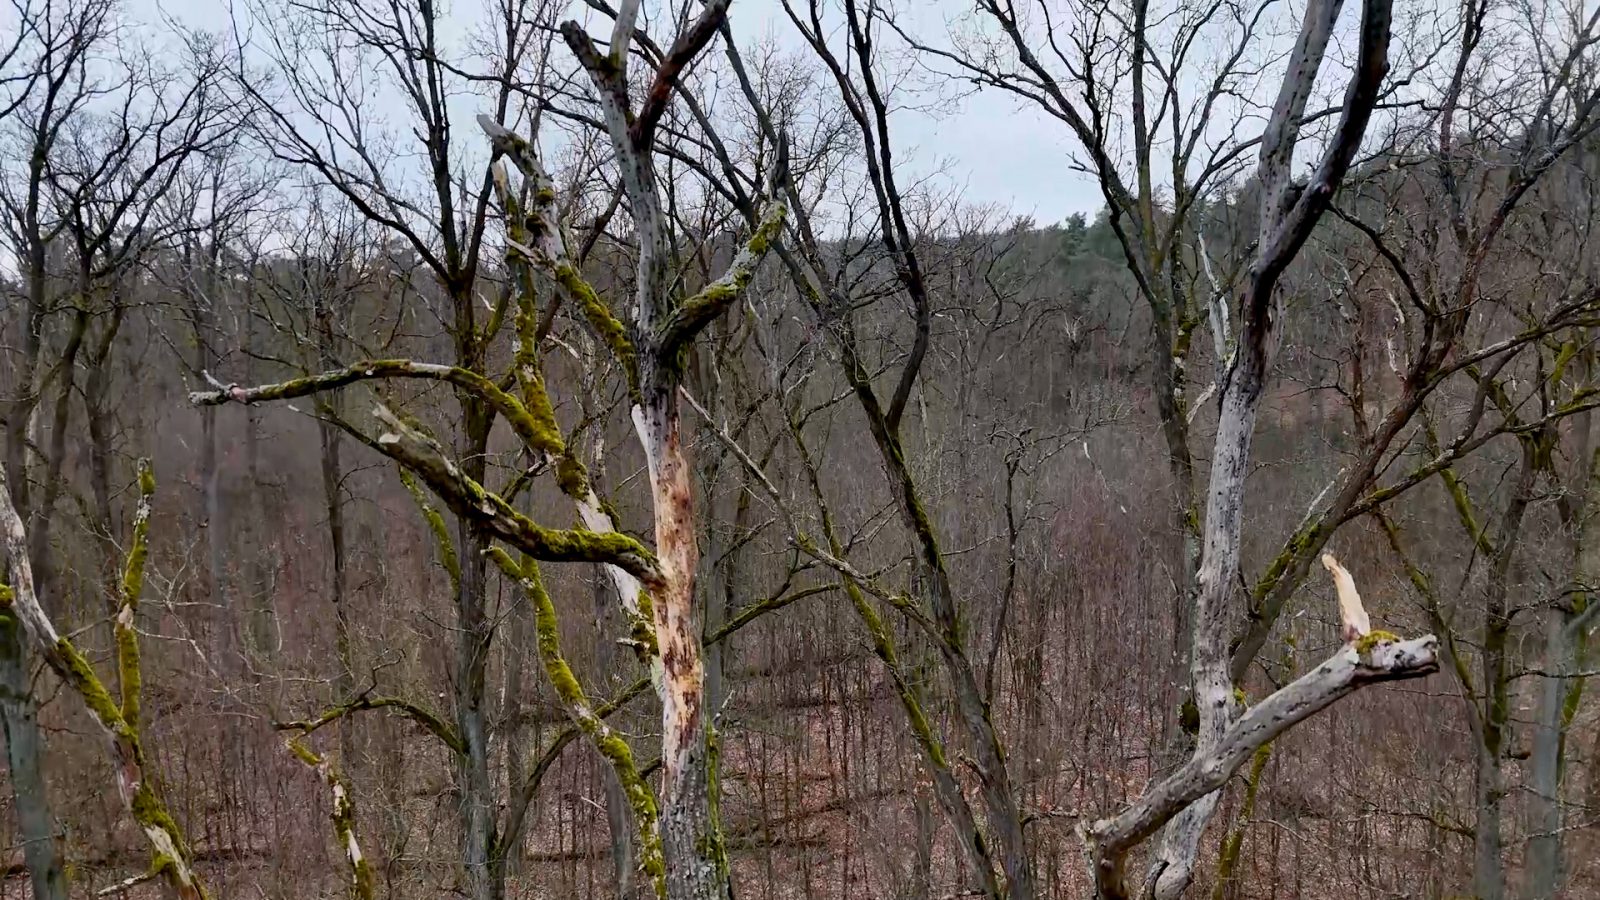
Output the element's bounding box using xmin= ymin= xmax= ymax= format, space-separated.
xmin=1321 ymin=553 xmax=1373 ymax=641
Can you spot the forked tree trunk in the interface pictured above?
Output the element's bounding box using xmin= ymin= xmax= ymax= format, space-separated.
xmin=1129 ymin=0 xmax=1394 ymax=890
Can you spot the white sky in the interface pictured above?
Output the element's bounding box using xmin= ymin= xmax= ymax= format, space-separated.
xmin=126 ymin=0 xmax=1104 ymax=225
xmin=720 ymin=0 xmax=1103 ymax=223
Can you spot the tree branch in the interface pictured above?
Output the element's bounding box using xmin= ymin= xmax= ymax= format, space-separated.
xmin=1087 ymin=634 xmax=1438 ymax=894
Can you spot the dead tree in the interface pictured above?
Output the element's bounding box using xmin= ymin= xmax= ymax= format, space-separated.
xmin=197 ymin=4 xmax=785 ymax=896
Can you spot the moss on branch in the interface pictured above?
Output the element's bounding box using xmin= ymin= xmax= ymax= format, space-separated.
xmin=488 ymin=548 xmax=666 ymax=894
xmin=117 ymin=459 xmax=154 ymax=725
xmin=555 ymin=262 xmax=641 ymax=399
xmin=277 ymin=694 xmax=464 ymax=756
xmin=372 ymin=406 xmax=660 ymax=584
xmin=284 ymin=737 xmax=375 ymax=900
xmin=658 ymin=200 xmax=788 ymax=361
xmin=398 ymin=468 xmax=461 ymax=591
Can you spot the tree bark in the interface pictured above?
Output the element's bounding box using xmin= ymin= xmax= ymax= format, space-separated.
xmin=635 ymin=394 xmax=725 ymax=899
xmin=0 ymin=613 xmax=67 ymax=900
xmin=1523 ymin=606 xmax=1587 ymax=900
xmin=1472 ymin=443 xmax=1536 ymax=900
xmin=457 ymin=525 xmax=497 ymax=900
xmin=315 ymin=293 xmax=355 ymax=760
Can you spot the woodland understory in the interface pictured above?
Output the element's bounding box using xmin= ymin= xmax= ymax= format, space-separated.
xmin=2 ymin=0 xmax=1600 ymax=897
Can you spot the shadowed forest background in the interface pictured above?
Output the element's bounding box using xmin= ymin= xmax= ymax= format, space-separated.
xmin=2 ymin=0 xmax=1599 ymax=897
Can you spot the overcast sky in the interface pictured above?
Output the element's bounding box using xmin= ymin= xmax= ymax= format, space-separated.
xmin=718 ymin=1 xmax=1104 ymax=223
xmin=125 ymin=0 xmax=1105 ymax=225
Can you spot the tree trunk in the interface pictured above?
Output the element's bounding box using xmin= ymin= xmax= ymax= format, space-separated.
xmin=237 ymin=303 xmax=272 ymax=655
xmin=1147 ymin=275 xmax=1274 ymax=900
xmin=1527 ymin=402 xmax=1600 ymax=900
xmin=26 ymin=306 xmax=89 ymax=599
xmin=1523 ymin=608 xmax=1579 ymax=900
xmin=85 ymin=303 xmax=126 ymax=593
xmin=635 ymin=393 xmax=727 ymax=900
xmin=596 ymin=563 xmax=637 ymax=899
xmin=187 ymin=245 xmax=231 ymax=668
xmin=1151 ymin=301 xmax=1201 ymax=723
xmin=456 ymin=521 xmax=496 ymax=900
xmin=500 ymin=571 xmax=533 ymax=888
xmin=0 ymin=613 xmax=68 ymax=900
xmin=457 ymin=403 xmax=497 ymax=900
xmin=1474 ymin=742 xmax=1506 ymax=900
xmin=315 ymin=292 xmax=354 ymax=760
xmin=1473 ymin=443 xmax=1535 ymax=900
xmin=580 ymin=375 xmax=636 ymax=899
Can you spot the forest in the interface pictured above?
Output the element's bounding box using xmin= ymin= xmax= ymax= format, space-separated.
xmin=1 ymin=0 xmax=1599 ymax=897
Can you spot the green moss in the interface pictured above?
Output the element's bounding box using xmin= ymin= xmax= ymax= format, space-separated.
xmin=1212 ymin=742 xmax=1272 ymax=899
xmin=57 ymin=638 xmax=125 ymax=731
xmin=627 ymin=589 xmax=660 ymax=658
xmin=489 ymin=548 xmax=664 ymax=893
xmin=121 ymin=464 xmax=153 ymax=609
xmin=398 ymin=469 xmax=461 ymax=590
xmin=117 ymin=625 xmax=142 ymax=726
xmin=1250 ymin=519 xmax=1326 ymax=607
xmin=286 ymin=737 xmax=321 ymax=767
xmin=350 ymin=854 xmax=374 ymax=900
xmin=130 ymin=782 xmax=190 ymax=859
xmin=286 ymin=737 xmax=373 ymax=899
xmin=704 ymin=722 xmax=731 ymax=885
xmin=555 ymin=262 xmax=640 ymax=398
xmin=446 ymin=365 xmax=559 ymax=460
xmin=389 ymin=417 xmax=656 ymax=579
xmin=555 ymin=453 xmax=589 ymax=498
xmin=1233 ymin=687 xmax=1248 ymax=707
xmin=536 ymin=527 xmax=654 ymax=568
xmin=1355 ymin=629 xmax=1400 ymax=657
xmin=331 ymin=780 xmax=374 ymax=900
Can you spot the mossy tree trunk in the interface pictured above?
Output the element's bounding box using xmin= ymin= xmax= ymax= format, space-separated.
xmin=1 ymin=460 xmax=208 ymax=899
xmin=551 ymin=4 xmax=785 ymax=894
